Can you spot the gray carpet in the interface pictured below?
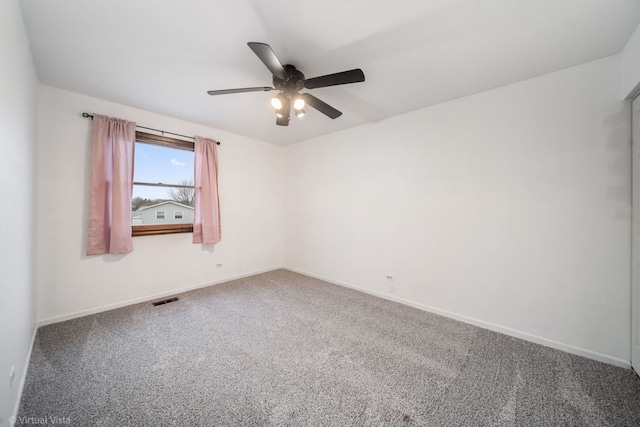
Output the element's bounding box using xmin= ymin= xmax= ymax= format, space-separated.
xmin=17 ymin=269 xmax=640 ymax=426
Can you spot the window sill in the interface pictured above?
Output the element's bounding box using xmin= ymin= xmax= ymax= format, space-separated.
xmin=132 ymin=224 xmax=193 ymax=237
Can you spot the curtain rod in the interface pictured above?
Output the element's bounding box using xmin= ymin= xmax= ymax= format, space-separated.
xmin=81 ymin=113 xmax=221 ymax=145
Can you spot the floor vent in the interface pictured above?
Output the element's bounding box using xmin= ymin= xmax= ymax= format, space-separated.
xmin=152 ymin=297 xmax=179 ymax=306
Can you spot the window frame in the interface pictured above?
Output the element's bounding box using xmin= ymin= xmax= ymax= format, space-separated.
xmin=174 ymin=211 xmax=183 ymax=219
xmin=156 ymin=211 xmax=166 ymax=220
xmin=132 ymin=131 xmax=195 ymax=237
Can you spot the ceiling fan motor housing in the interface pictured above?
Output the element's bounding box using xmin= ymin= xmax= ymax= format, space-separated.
xmin=274 ymin=65 xmax=305 ymax=96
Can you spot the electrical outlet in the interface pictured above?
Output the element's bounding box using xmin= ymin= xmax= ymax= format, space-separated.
xmin=9 ymin=365 xmax=15 ymax=389
xmin=386 ymin=275 xmax=394 ymax=281
xmin=216 ymin=263 xmax=223 ymax=268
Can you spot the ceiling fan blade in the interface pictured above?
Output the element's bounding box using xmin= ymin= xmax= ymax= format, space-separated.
xmin=300 ymin=93 xmax=342 ymax=119
xmin=303 ymin=69 xmax=365 ymax=90
xmin=247 ymin=42 xmax=289 ymax=80
xmin=207 ymin=87 xmax=274 ymax=96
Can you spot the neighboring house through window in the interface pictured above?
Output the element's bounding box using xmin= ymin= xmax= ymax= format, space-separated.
xmin=134 ymin=201 xmax=194 ymax=229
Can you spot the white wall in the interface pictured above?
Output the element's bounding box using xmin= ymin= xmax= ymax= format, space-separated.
xmin=0 ymin=0 xmax=38 ymax=425
xmin=284 ymin=56 xmax=631 ymax=365
xmin=622 ymin=22 xmax=640 ymax=98
xmin=36 ymin=86 xmax=283 ymax=322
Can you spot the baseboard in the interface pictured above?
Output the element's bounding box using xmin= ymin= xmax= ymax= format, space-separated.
xmin=38 ymin=265 xmax=284 ymax=327
xmin=284 ymin=267 xmax=631 ymax=369
xmin=10 ymin=321 xmax=38 ymax=427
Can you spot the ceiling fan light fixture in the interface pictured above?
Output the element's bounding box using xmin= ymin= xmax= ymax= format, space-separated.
xmin=293 ymin=97 xmax=305 ymax=110
xmin=271 ymin=93 xmax=288 ymax=111
xmin=295 ymin=109 xmax=305 ymax=118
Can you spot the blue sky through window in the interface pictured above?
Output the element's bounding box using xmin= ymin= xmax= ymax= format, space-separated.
xmin=133 ymin=142 xmax=194 ymax=201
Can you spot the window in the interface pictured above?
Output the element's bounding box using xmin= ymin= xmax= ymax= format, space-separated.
xmin=131 ymin=132 xmax=195 ymax=236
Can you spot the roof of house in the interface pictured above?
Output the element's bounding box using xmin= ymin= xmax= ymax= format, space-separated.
xmin=134 ymin=201 xmax=194 ymax=212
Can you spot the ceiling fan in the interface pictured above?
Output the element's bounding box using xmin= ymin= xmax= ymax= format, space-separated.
xmin=207 ymin=42 xmax=365 ymax=126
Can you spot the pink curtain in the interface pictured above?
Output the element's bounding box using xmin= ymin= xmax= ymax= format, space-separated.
xmin=193 ymin=136 xmax=221 ymax=244
xmin=87 ymin=115 xmax=136 ymax=255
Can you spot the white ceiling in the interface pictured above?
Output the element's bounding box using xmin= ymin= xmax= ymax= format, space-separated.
xmin=21 ymin=0 xmax=640 ymax=145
